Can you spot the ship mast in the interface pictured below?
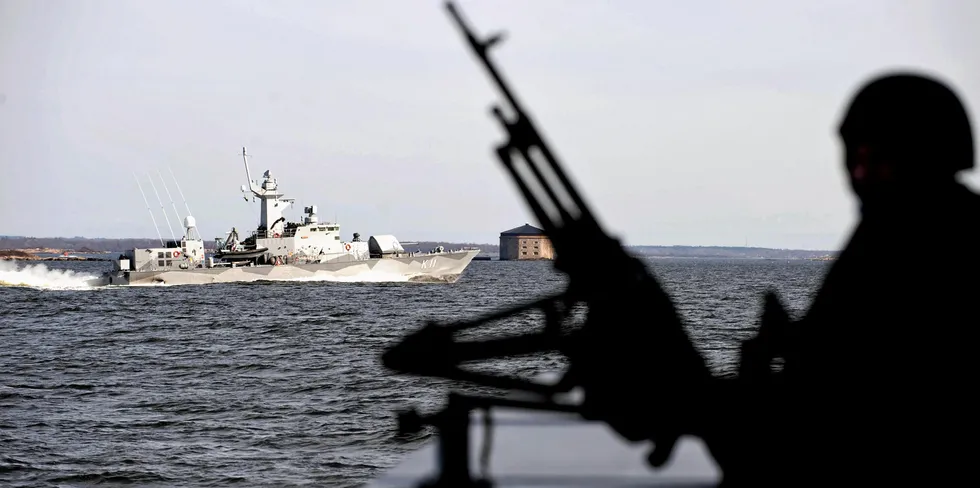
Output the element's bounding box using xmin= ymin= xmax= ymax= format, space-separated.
xmin=240 ymin=146 xmax=293 ymax=232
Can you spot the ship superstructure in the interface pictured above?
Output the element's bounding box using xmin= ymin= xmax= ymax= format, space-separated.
xmin=99 ymin=148 xmax=479 ymax=286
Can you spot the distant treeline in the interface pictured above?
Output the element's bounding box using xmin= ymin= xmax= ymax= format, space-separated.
xmin=0 ymin=236 xmax=834 ymax=258
xmin=0 ymin=236 xmax=217 ymax=252
xmin=627 ymin=245 xmax=837 ymax=260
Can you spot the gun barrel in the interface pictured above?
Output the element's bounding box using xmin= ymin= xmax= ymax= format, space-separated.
xmin=444 ymin=0 xmax=602 ymax=243
xmin=444 ymin=1 xmax=524 ymax=124
xmin=390 ymin=0 xmax=671 ymax=374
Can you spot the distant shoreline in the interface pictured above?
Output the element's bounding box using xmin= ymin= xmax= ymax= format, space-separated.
xmin=0 ymin=235 xmax=838 ymax=261
xmin=627 ymin=245 xmax=837 ymax=260
xmin=0 ymin=249 xmax=112 ymax=261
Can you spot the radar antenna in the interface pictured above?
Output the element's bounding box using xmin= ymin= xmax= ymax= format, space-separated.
xmin=146 ymin=172 xmax=177 ymax=242
xmin=157 ymin=170 xmax=187 ymax=238
xmin=133 ymin=172 xmax=164 ymax=246
xmin=241 ymin=146 xmax=258 ymax=202
xmin=168 ymin=167 xmax=203 ymax=241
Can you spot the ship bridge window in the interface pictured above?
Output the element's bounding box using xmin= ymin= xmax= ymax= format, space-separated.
xmin=335 ymin=236 xmax=340 ymax=240
xmin=318 ymin=227 xmax=325 ymax=232
xmin=158 ymin=251 xmax=164 ymax=258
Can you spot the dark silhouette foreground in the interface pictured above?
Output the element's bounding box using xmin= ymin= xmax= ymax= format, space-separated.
xmin=695 ymin=72 xmax=980 ymax=486
xmin=381 ymin=3 xmax=979 ymax=486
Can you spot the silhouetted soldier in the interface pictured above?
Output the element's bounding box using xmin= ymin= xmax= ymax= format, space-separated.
xmin=388 ymin=8 xmax=980 ymax=483
xmin=776 ymin=72 xmax=978 ymax=484
xmin=730 ymin=72 xmax=977 ymax=485
xmin=583 ymin=72 xmax=979 ymax=486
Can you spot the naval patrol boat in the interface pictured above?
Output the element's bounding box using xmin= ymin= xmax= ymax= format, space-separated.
xmin=97 ymin=148 xmax=480 ymax=286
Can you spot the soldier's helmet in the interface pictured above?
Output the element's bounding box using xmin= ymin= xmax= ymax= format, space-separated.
xmin=839 ymin=72 xmax=974 ymax=175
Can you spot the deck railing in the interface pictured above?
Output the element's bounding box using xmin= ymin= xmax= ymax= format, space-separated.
xmin=251 ymin=228 xmax=298 ymax=239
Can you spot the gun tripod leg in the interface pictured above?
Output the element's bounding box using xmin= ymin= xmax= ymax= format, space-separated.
xmin=419 ymin=393 xmax=493 ymax=488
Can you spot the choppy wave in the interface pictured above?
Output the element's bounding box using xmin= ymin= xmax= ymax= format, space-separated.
xmin=0 ymin=258 xmax=828 ymax=486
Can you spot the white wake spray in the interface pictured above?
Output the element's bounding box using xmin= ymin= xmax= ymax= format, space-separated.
xmin=0 ymin=261 xmax=102 ymax=290
xmin=285 ymin=270 xmax=416 ymax=283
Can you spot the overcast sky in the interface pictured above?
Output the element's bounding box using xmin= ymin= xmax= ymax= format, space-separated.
xmin=1 ymin=0 xmax=978 ymax=249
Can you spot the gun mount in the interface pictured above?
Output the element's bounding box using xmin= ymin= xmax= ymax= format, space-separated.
xmin=381 ymin=2 xmax=714 ymax=487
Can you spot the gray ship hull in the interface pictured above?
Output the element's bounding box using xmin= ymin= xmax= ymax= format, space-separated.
xmin=99 ymin=249 xmax=480 ymax=286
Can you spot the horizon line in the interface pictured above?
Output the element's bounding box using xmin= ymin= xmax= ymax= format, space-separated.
xmin=0 ymin=234 xmax=840 ymax=253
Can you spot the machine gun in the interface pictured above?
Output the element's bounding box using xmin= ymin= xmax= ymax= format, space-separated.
xmin=381 ymin=2 xmax=716 ymax=486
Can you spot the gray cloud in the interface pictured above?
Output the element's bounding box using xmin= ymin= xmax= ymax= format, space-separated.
xmin=1 ymin=0 xmax=977 ymax=249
